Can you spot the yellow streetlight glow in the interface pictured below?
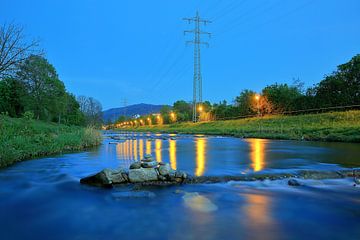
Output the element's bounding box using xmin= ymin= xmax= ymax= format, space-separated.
xmin=198 ymin=105 xmax=203 ymax=112
xmin=255 ymin=94 xmax=260 ymax=101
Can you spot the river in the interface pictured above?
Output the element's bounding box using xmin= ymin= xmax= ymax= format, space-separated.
xmin=0 ymin=132 xmax=359 ymax=239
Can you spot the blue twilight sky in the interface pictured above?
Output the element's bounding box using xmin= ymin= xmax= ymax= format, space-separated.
xmin=2 ymin=0 xmax=360 ymax=110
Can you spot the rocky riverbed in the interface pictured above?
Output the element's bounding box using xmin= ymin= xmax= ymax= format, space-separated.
xmin=80 ymin=154 xmax=360 ymax=188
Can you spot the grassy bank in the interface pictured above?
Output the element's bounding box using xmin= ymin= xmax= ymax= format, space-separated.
xmin=0 ymin=115 xmax=102 ymax=168
xmin=130 ymin=111 xmax=360 ymax=143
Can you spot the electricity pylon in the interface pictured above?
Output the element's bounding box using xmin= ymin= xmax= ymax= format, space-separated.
xmin=183 ymin=11 xmax=211 ymax=122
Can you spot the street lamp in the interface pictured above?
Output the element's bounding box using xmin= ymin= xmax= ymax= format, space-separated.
xmin=170 ymin=112 xmax=176 ymax=122
xmin=255 ymin=94 xmax=260 ymax=116
xmin=157 ymin=115 xmax=162 ymax=125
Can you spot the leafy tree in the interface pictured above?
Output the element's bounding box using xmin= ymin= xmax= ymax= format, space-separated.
xmin=160 ymin=105 xmax=172 ymax=124
xmin=262 ymin=83 xmax=302 ymax=113
xmin=173 ymin=100 xmax=192 ymax=121
xmin=63 ymin=93 xmax=85 ymax=125
xmin=313 ymin=54 xmax=360 ymax=107
xmin=234 ymin=89 xmax=257 ymax=116
xmin=0 ymin=78 xmax=26 ymax=117
xmin=17 ymin=55 xmax=67 ymax=121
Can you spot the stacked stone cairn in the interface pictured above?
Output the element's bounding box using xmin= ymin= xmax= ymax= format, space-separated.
xmin=80 ymin=154 xmax=187 ymax=187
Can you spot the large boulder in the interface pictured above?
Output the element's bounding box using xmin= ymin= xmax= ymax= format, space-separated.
xmin=80 ymin=168 xmax=128 ymax=187
xmin=129 ymin=168 xmax=159 ymax=183
xmin=111 ymin=168 xmax=129 ymax=184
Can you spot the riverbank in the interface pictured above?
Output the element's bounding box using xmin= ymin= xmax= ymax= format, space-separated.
xmin=0 ymin=115 xmax=102 ymax=168
xmin=130 ymin=110 xmax=360 ymax=142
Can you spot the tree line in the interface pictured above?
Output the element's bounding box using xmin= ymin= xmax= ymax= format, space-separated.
xmin=116 ymin=54 xmax=360 ymax=126
xmin=0 ymin=23 xmax=103 ymax=126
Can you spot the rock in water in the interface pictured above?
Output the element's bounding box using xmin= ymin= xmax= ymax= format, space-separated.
xmin=354 ymin=178 xmax=360 ymax=185
xmin=110 ymin=168 xmax=128 ymax=184
xmin=144 ymin=154 xmax=152 ymax=160
xmin=288 ymin=179 xmax=301 ymax=186
xmin=130 ymin=161 xmax=142 ymax=169
xmin=141 ymin=161 xmax=158 ymax=168
xmin=129 ymin=168 xmax=158 ymax=183
xmin=158 ymin=163 xmax=172 ymax=176
xmin=80 ymin=168 xmax=128 ymax=187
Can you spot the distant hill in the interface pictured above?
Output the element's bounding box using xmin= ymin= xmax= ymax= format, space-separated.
xmin=102 ymin=103 xmax=165 ymax=122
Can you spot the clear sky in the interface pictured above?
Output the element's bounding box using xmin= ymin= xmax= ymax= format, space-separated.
xmin=2 ymin=0 xmax=360 ymax=110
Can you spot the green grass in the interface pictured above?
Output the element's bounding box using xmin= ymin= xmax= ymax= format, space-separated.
xmin=0 ymin=115 xmax=102 ymax=168
xmin=130 ymin=111 xmax=360 ymax=143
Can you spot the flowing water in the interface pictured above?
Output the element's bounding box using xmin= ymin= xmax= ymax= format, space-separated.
xmin=0 ymin=132 xmax=359 ymax=240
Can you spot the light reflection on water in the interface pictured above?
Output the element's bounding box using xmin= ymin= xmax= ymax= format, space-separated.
xmin=155 ymin=139 xmax=162 ymax=163
xmin=169 ymin=139 xmax=177 ymax=170
xmin=112 ymin=133 xmax=360 ymax=176
xmin=195 ymin=137 xmax=206 ymax=176
xmin=247 ymin=139 xmax=267 ymax=172
xmin=115 ymin=136 xmax=210 ymax=176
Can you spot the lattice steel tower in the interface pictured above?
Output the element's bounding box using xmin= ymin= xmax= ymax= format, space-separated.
xmin=183 ymin=11 xmax=211 ymax=122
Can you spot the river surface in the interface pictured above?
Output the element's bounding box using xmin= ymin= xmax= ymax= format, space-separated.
xmin=0 ymin=132 xmax=359 ymax=240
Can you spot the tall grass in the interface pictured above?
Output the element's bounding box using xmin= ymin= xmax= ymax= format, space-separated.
xmin=0 ymin=115 xmax=102 ymax=168
xmin=132 ymin=111 xmax=360 ymax=142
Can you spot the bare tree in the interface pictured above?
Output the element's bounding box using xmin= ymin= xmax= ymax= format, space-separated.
xmin=77 ymin=95 xmax=103 ymax=126
xmin=0 ymin=23 xmax=40 ymax=79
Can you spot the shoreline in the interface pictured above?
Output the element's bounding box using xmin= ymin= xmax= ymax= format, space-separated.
xmin=116 ymin=111 xmax=360 ymax=143
xmin=0 ymin=116 xmax=103 ymax=168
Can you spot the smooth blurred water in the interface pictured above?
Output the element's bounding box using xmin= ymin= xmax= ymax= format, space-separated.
xmin=0 ymin=132 xmax=359 ymax=240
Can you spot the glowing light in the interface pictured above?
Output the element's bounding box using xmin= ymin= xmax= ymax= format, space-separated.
xmin=198 ymin=105 xmax=203 ymax=112
xmin=195 ymin=138 xmax=206 ymax=176
xmin=255 ymin=94 xmax=260 ymax=101
xmin=156 ymin=115 xmax=163 ymax=125
xmin=169 ymin=139 xmax=177 ymax=170
xmin=170 ymin=112 xmax=176 ymax=122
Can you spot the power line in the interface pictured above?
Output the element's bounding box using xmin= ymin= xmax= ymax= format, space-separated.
xmin=183 ymin=11 xmax=212 ymax=122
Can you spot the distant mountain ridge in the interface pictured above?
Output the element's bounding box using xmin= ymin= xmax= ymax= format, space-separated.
xmin=102 ymin=103 xmax=165 ymax=122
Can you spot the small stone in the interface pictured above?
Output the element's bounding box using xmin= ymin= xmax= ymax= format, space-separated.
xmin=158 ymin=175 xmax=167 ymax=181
xmin=288 ymin=179 xmax=301 ymax=186
xmin=130 ymin=161 xmax=142 ymax=169
xmin=159 ymin=162 xmax=167 ymax=166
xmin=354 ymin=178 xmax=360 ymax=185
xmin=144 ymin=154 xmax=152 ymax=159
xmin=141 ymin=161 xmax=158 ymax=168
xmin=175 ymin=170 xmax=187 ymax=179
xmin=158 ymin=163 xmax=172 ymax=176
